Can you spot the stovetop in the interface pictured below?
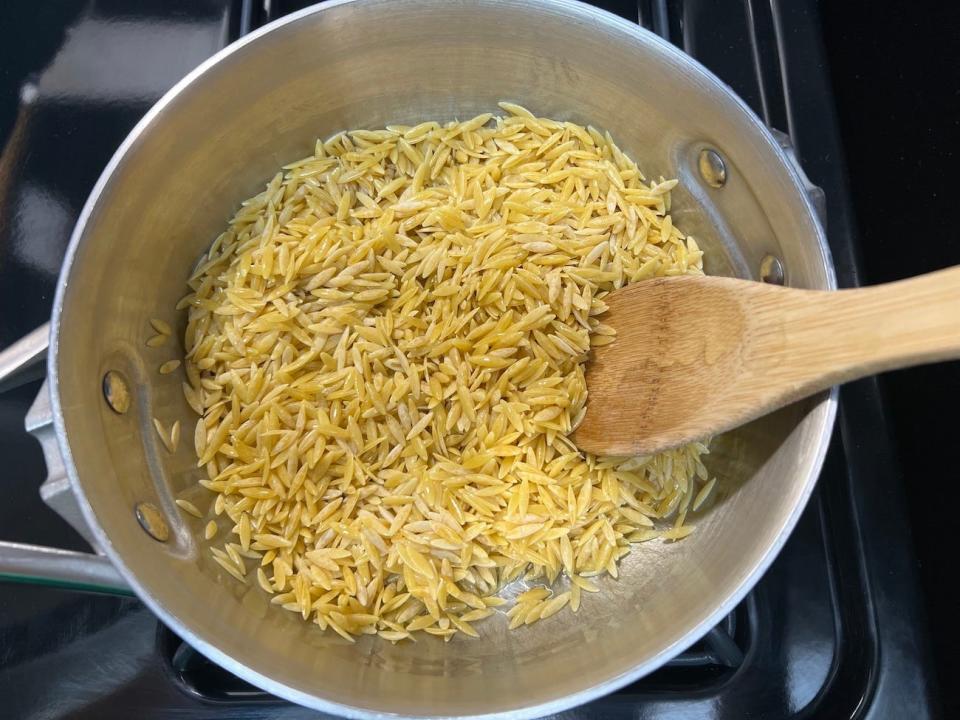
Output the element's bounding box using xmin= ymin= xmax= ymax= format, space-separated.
xmin=0 ymin=1 xmax=940 ymax=718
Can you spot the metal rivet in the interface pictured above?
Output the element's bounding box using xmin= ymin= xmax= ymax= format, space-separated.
xmin=102 ymin=371 xmax=131 ymax=414
xmin=698 ymin=148 xmax=727 ymax=188
xmin=135 ymin=502 xmax=170 ymax=542
xmin=759 ymin=254 xmax=785 ymax=285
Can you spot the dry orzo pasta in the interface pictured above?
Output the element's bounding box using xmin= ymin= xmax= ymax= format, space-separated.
xmin=176 ymin=102 xmax=715 ymax=642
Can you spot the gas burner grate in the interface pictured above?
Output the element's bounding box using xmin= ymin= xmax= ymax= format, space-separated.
xmin=158 ymin=603 xmax=748 ymax=704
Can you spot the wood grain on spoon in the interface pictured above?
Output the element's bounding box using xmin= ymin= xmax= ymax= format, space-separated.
xmin=574 ymin=266 xmax=960 ymax=456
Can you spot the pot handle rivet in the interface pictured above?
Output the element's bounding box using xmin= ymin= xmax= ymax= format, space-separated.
xmin=135 ymin=502 xmax=170 ymax=542
xmin=760 ymin=254 xmax=785 ymax=285
xmin=103 ymin=370 xmax=132 ymax=414
xmin=698 ymin=148 xmax=727 ymax=188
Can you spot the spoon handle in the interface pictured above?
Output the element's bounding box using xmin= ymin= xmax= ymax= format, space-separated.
xmin=757 ymin=265 xmax=960 ymax=401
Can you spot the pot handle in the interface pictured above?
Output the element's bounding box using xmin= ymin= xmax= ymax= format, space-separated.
xmin=0 ymin=326 xmax=133 ymax=595
xmin=770 ymin=130 xmax=827 ymax=227
xmin=0 ymin=322 xmax=49 ymax=392
xmin=0 ymin=541 xmax=132 ymax=595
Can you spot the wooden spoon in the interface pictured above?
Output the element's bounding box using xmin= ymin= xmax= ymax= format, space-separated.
xmin=574 ymin=266 xmax=960 ymax=456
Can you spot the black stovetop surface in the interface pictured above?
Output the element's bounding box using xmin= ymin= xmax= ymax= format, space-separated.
xmin=0 ymin=1 xmax=942 ymax=718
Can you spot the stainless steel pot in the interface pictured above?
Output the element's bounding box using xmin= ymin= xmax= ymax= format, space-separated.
xmin=0 ymin=0 xmax=835 ymax=716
